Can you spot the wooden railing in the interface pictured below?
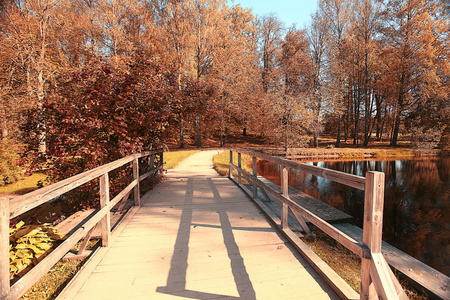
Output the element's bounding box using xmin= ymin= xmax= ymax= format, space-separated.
xmin=229 ymin=148 xmax=408 ymax=300
xmin=0 ymin=150 xmax=163 ymax=300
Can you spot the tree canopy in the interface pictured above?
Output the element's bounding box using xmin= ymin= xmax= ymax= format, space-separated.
xmin=0 ymin=0 xmax=449 ymax=177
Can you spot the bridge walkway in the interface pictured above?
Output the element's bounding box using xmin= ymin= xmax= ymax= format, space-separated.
xmin=59 ymin=150 xmax=339 ymax=300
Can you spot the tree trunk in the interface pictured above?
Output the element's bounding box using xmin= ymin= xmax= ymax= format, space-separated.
xmin=179 ymin=127 xmax=184 ymax=149
xmin=390 ymin=114 xmax=401 ymax=147
xmin=335 ymin=116 xmax=342 ymax=148
xmin=196 ymin=114 xmax=202 ymax=148
xmin=313 ymin=131 xmax=319 ymax=148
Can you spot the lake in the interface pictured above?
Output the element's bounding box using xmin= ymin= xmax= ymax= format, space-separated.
xmin=257 ymin=157 xmax=449 ymax=276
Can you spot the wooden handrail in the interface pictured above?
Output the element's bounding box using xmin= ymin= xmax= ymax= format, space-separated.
xmin=229 ymin=148 xmax=407 ymax=300
xmin=231 ymin=148 xmax=366 ymax=190
xmin=1 ymin=150 xmax=163 ymax=300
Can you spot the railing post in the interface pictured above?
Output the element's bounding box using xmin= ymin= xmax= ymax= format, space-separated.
xmin=133 ymin=158 xmax=140 ymax=207
xmin=361 ymin=171 xmax=385 ymax=299
xmin=229 ymin=150 xmax=233 ymax=179
xmin=281 ymin=165 xmax=289 ymax=229
xmin=252 ymin=156 xmax=257 ymax=199
xmin=100 ymin=173 xmax=111 ymax=247
xmin=0 ymin=197 xmax=10 ymax=299
xmin=238 ymin=152 xmax=242 ymax=185
xmin=150 ymin=154 xmax=155 ymax=180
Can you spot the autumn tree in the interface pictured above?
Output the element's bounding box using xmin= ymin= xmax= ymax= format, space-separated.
xmin=318 ymin=0 xmax=352 ymax=147
xmin=379 ymin=0 xmax=449 ymax=146
xmin=307 ymin=12 xmax=329 ymax=147
xmin=207 ymin=4 xmax=259 ymax=145
xmin=1 ymin=0 xmax=68 ymax=154
xmin=275 ymin=27 xmax=314 ymax=150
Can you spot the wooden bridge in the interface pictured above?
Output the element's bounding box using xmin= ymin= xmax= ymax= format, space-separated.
xmin=2 ymin=148 xmax=444 ymax=299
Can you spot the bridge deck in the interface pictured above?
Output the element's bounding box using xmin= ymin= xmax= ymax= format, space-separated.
xmin=59 ymin=151 xmax=339 ymax=300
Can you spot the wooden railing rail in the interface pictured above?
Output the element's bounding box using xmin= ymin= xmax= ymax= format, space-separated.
xmin=1 ymin=150 xmax=163 ymax=300
xmin=229 ymin=148 xmax=407 ymax=300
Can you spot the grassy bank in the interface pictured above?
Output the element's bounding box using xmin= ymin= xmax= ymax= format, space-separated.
xmin=213 ymin=150 xmax=253 ymax=176
xmin=0 ymin=172 xmax=47 ymax=196
xmin=282 ymin=147 xmax=439 ymax=160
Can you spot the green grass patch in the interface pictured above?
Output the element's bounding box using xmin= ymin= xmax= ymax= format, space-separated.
xmin=0 ymin=172 xmax=48 ymax=196
xmin=213 ymin=150 xmax=253 ymax=177
xmin=164 ymin=150 xmax=200 ymax=170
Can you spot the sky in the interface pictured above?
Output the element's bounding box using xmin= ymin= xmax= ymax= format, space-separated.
xmin=227 ymin=0 xmax=318 ymax=28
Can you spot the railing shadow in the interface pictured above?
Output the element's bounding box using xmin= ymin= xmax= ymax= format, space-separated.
xmin=156 ymin=177 xmax=256 ymax=299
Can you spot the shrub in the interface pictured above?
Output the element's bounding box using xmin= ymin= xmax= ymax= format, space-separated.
xmin=0 ymin=139 xmax=22 ymax=186
xmin=409 ymin=126 xmax=445 ymax=150
xmin=9 ymin=221 xmax=64 ymax=279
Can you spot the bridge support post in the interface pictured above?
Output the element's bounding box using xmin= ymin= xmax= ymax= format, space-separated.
xmin=252 ymin=156 xmax=257 ymax=199
xmin=100 ymin=173 xmax=111 ymax=247
xmin=0 ymin=197 xmax=10 ymax=299
xmin=361 ymin=171 xmax=402 ymax=300
xmin=238 ymin=153 xmax=242 ymax=185
xmin=133 ymin=158 xmax=140 ymax=207
xmin=281 ymin=166 xmax=289 ymax=229
xmin=229 ymin=150 xmax=233 ymax=179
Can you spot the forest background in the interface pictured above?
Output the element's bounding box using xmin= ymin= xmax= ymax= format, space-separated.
xmin=1 ymin=0 xmax=449 ymax=187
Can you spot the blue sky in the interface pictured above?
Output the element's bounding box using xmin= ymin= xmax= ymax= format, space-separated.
xmin=227 ymin=0 xmax=318 ymax=28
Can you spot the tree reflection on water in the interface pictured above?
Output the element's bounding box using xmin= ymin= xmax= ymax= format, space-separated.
xmin=257 ymin=157 xmax=449 ymax=276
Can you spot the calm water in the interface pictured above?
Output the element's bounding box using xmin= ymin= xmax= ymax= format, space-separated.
xmin=257 ymin=157 xmax=450 ymax=276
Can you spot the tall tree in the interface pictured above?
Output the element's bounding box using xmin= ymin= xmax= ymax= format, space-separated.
xmin=380 ymin=0 xmax=448 ymax=146
xmin=307 ymin=12 xmax=329 ymax=147
xmin=258 ymin=13 xmax=284 ymax=94
xmin=319 ymin=0 xmax=352 ymax=147
xmin=1 ymin=0 xmax=66 ymax=153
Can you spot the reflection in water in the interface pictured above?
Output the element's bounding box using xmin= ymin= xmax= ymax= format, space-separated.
xmin=257 ymin=157 xmax=450 ymax=276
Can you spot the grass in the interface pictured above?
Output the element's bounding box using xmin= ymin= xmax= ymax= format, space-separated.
xmin=19 ymin=239 xmax=100 ymax=300
xmin=302 ymin=230 xmax=430 ymax=299
xmin=0 ymin=172 xmax=48 ymax=196
xmin=213 ymin=150 xmax=253 ymax=177
xmin=285 ymin=147 xmax=437 ymax=159
xmin=164 ymin=150 xmax=200 ymax=170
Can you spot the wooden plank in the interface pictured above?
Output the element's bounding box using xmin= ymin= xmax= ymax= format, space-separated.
xmin=138 ymin=167 xmax=160 ymax=182
xmin=231 ymin=148 xmax=366 ymax=190
xmin=0 ymin=197 xmax=9 ymax=299
xmin=362 ymin=172 xmax=385 ymax=299
xmin=370 ymin=253 xmax=399 ymax=300
xmin=258 ymin=177 xmax=353 ymax=223
xmin=133 ymin=158 xmax=140 ymax=207
xmin=229 ymin=164 xmax=369 ymax=259
xmin=238 ymin=152 xmax=242 ymax=185
xmin=282 ymin=228 xmax=359 ymax=300
xmin=9 ymin=151 xmax=162 ymax=219
xmin=335 ymin=223 xmax=450 ymax=300
xmin=9 ymin=186 xmax=136 ymax=299
xmin=100 ymin=173 xmax=110 ymax=248
xmin=386 ymin=259 xmax=409 ymax=300
xmin=281 ymin=166 xmax=289 ymax=229
xmin=56 ymin=206 xmax=140 ymax=300
xmin=229 ymin=150 xmax=233 ymax=178
xmin=77 ymin=226 xmax=96 ymax=255
xmin=231 ymin=172 xmax=359 ymax=300
xmin=290 ymin=208 xmax=315 ymax=240
xmin=8 ymin=225 xmax=91 ymax=300
xmin=363 ymin=172 xmax=385 ymax=254
xmin=252 ymin=156 xmax=257 ymax=199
